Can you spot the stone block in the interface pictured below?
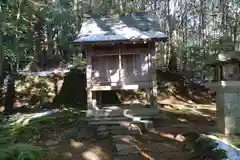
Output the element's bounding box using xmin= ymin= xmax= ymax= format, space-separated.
xmin=115 ymin=144 xmax=139 ymax=156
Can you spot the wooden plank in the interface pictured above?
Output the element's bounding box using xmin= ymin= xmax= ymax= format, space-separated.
xmin=86 ymin=51 xmax=92 ymax=89
xmin=90 ymin=83 xmax=151 ymax=91
xmin=92 ymin=56 xmax=119 ymax=83
xmin=87 ymin=43 xmax=150 ymax=57
xmin=90 ymin=48 xmax=149 ymax=56
xmin=73 ymin=39 xmax=167 ymax=46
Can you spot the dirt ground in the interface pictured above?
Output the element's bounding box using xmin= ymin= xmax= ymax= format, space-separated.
xmin=40 ymin=97 xmax=216 ymax=160
xmin=1 ymin=69 xmax=217 ymax=159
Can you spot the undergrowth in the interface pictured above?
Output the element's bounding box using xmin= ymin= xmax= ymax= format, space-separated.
xmin=183 ymin=132 xmax=227 ymax=160
xmin=0 ymin=109 xmax=84 ymax=160
xmin=190 ymin=136 xmax=227 ymax=160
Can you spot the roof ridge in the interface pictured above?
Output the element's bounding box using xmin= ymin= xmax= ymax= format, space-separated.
xmin=74 ymin=12 xmax=167 ymax=44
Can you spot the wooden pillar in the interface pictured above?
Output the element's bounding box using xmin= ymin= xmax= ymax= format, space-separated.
xmin=118 ymin=46 xmax=124 ymax=86
xmin=86 ymin=90 xmax=98 ymax=116
xmin=150 ymin=42 xmax=158 ymax=108
xmin=86 ymin=51 xmax=98 ymax=117
xmin=97 ymin=91 xmax=102 ymax=107
xmin=146 ymin=88 xmax=151 ymax=105
xmin=151 ymin=77 xmax=158 ymax=108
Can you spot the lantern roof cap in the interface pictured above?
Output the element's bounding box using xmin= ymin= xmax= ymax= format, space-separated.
xmin=205 ymin=51 xmax=240 ymax=67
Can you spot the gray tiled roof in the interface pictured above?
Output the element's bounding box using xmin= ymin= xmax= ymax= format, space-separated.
xmin=73 ymin=12 xmax=167 ymax=44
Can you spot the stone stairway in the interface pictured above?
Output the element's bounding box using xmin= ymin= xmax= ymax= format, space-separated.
xmin=87 ymin=106 xmax=169 ymax=136
xmin=89 ymin=116 xmax=154 ymax=136
xmin=86 ymin=105 xmax=161 ymax=118
xmin=87 ymin=114 xmax=169 ymax=159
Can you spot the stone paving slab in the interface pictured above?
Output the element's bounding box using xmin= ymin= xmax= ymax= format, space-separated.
xmin=112 ymin=135 xmax=139 ymax=156
xmin=43 ymin=116 xmax=200 ymax=160
xmin=112 ymin=135 xmax=134 ymax=144
xmin=113 ymin=155 xmax=148 ymax=160
xmin=96 ymin=124 xmax=142 ymax=136
xmin=115 ymin=143 xmax=139 ymax=156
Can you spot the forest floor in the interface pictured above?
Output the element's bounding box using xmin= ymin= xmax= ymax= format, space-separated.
xmin=0 ymin=97 xmax=217 ymax=160
xmin=53 ymin=107 xmax=216 ymax=160
xmin=49 ymin=100 xmax=216 ymax=160
xmin=0 ymin=69 xmax=218 ymax=159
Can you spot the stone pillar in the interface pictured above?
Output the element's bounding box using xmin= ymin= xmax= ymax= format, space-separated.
xmin=212 ymin=84 xmax=240 ymax=135
xmin=215 ymin=91 xmax=225 ymax=133
xmin=86 ymin=90 xmax=98 ymax=117
xmin=146 ymin=88 xmax=151 ymax=105
xmin=206 ymin=36 xmax=240 ymax=134
xmin=223 ymin=91 xmax=240 ymax=134
xmin=151 ymin=79 xmax=158 ymax=108
xmin=208 ymin=65 xmax=240 ymax=134
xmin=146 ymin=86 xmax=157 ymax=108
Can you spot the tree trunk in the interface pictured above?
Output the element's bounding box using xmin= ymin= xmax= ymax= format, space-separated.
xmin=220 ymin=0 xmax=226 ymax=34
xmin=0 ymin=2 xmax=6 ymax=105
xmin=88 ymin=0 xmax=92 ymax=14
xmin=168 ymin=51 xmax=177 ymax=71
xmin=141 ymin=0 xmax=145 ymax=11
xmin=0 ymin=70 xmax=5 ymax=105
xmin=233 ymin=14 xmax=238 ymax=49
xmin=0 ymin=35 xmax=4 ymax=105
xmin=4 ymin=64 xmax=16 ymax=114
xmin=199 ymin=0 xmax=206 ymax=47
xmin=118 ymin=0 xmax=125 ymax=14
xmin=34 ymin=16 xmax=44 ymax=70
xmin=74 ymin=0 xmax=82 ymax=32
xmin=182 ymin=3 xmax=188 ymax=70
xmin=153 ymin=0 xmax=157 ymax=11
xmin=47 ymin=25 xmax=54 ymax=58
xmin=167 ymin=0 xmax=177 ymax=71
xmin=162 ymin=0 xmax=168 ymax=66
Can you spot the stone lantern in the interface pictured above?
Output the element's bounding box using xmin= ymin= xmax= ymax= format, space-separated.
xmin=206 ymin=36 xmax=240 ymax=135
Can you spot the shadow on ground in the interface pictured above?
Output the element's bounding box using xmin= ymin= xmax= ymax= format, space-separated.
xmin=0 ymin=101 xmax=217 ymax=160
xmin=20 ymin=103 xmax=218 ymax=159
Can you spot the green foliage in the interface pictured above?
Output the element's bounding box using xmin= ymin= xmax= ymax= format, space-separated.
xmin=209 ymin=39 xmax=221 ymax=53
xmin=181 ymin=39 xmax=225 ymax=70
xmin=182 ymin=44 xmax=208 ymax=69
xmin=0 ymin=143 xmax=49 ymax=160
xmin=0 ymin=110 xmax=83 ymax=160
xmin=13 ymin=110 xmax=84 ymax=142
xmin=1 ymin=0 xmax=81 ymax=69
xmin=1 ymin=0 xmax=240 ymax=71
xmin=3 ymin=46 xmax=17 ymax=66
xmin=189 ymin=135 xmax=227 ymax=160
xmin=0 ymin=125 xmax=52 ymax=160
xmin=72 ymin=55 xmax=87 ymax=69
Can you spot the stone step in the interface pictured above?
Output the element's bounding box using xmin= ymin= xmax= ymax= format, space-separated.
xmin=90 ymin=120 xmax=153 ymax=130
xmin=88 ymin=114 xmax=169 ymax=128
xmin=94 ymin=122 xmax=144 ymax=136
xmin=88 ymin=115 xmax=167 ymax=121
xmin=88 ymin=116 xmax=132 ymax=122
xmin=87 ymin=107 xmax=161 ymax=118
xmin=89 ymin=117 xmax=154 ymax=136
xmin=112 ymin=135 xmax=141 ymax=156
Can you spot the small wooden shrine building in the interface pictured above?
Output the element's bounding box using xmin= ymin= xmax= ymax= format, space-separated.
xmin=73 ymin=12 xmax=168 ymax=117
